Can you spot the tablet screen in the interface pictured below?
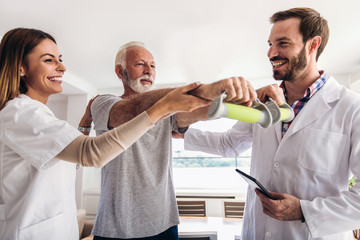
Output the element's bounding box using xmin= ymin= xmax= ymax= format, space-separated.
xmin=235 ymin=168 xmax=278 ymax=200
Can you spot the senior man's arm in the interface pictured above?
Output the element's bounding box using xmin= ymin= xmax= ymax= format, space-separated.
xmin=175 ymin=81 xmax=286 ymax=128
xmin=107 ymin=78 xmax=285 ymax=129
xmin=107 ymin=77 xmax=255 ymax=128
xmin=108 ymin=88 xmax=172 ymax=127
xmin=175 ymin=77 xmax=257 ymax=127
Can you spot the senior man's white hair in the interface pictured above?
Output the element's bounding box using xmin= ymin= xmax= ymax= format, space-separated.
xmin=114 ymin=41 xmax=146 ymax=69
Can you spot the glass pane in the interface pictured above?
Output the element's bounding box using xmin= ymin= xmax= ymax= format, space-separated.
xmin=172 ymin=118 xmax=251 ymax=169
xmin=172 ymin=118 xmax=252 ymax=194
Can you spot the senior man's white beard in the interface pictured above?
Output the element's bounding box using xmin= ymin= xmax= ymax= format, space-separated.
xmin=125 ymin=73 xmax=155 ymax=94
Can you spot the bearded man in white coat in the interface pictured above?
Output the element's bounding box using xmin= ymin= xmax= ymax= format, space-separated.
xmin=183 ymin=7 xmax=360 ymax=240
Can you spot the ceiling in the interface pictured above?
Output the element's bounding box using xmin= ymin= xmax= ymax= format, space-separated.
xmin=1 ymin=0 xmax=360 ymax=96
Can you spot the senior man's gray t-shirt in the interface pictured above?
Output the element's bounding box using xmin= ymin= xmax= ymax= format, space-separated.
xmin=90 ymin=94 xmax=180 ymax=238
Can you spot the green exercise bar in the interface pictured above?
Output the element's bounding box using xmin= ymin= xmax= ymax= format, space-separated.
xmin=279 ymin=107 xmax=291 ymax=121
xmin=208 ymin=93 xmax=294 ymax=128
xmin=226 ymin=103 xmax=262 ymax=123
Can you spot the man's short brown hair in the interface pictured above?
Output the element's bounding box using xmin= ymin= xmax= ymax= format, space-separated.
xmin=270 ymin=7 xmax=330 ymax=61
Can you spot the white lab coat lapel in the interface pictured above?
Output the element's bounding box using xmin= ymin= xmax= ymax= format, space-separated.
xmin=281 ymin=77 xmax=341 ymax=143
xmin=274 ymin=121 xmax=282 ymax=144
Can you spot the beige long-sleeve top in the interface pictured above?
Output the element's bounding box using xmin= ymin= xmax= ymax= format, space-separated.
xmin=57 ymin=111 xmax=154 ymax=168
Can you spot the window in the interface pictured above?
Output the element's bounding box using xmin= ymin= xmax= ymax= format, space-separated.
xmin=82 ymin=118 xmax=252 ymax=197
xmin=172 ymin=118 xmax=251 ymax=196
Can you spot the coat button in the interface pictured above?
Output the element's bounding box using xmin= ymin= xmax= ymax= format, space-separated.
xmin=274 ymin=162 xmax=280 ymax=168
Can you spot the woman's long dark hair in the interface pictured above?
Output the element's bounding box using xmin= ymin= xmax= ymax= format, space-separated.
xmin=0 ymin=28 xmax=56 ymax=110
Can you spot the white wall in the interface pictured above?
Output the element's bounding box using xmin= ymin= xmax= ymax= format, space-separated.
xmin=47 ymin=95 xmax=68 ymax=120
xmin=47 ymin=93 xmax=93 ymax=209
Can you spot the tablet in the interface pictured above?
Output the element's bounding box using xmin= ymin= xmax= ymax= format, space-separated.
xmin=235 ymin=168 xmax=278 ymax=200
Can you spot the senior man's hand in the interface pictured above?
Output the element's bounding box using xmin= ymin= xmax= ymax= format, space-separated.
xmin=189 ymin=77 xmax=257 ymax=107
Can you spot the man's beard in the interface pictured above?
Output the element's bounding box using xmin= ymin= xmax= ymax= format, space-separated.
xmin=272 ymin=45 xmax=307 ymax=81
xmin=124 ymin=70 xmax=155 ymax=93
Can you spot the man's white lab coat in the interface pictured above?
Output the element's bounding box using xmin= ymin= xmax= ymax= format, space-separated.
xmin=185 ymin=76 xmax=360 ymax=239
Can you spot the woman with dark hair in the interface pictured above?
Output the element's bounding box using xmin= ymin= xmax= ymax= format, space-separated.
xmin=0 ymin=28 xmax=210 ymax=240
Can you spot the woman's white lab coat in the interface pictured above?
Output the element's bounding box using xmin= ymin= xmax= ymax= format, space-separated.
xmin=185 ymin=76 xmax=360 ymax=240
xmin=0 ymin=94 xmax=82 ymax=240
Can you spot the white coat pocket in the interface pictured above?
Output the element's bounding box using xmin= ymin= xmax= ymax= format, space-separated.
xmin=298 ymin=128 xmax=347 ymax=175
xmin=18 ymin=212 xmax=66 ymax=240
